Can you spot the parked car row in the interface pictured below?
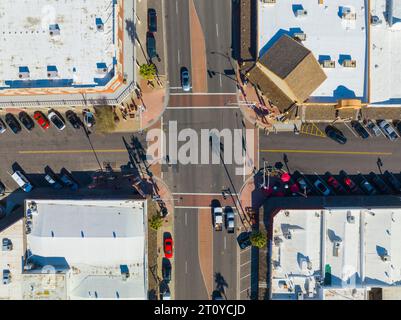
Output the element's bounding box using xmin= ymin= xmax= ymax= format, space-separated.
xmin=213 ymin=206 xmax=235 ymax=233
xmin=3 ymin=167 xmax=79 ymax=194
xmin=0 ymin=109 xmax=94 ymax=135
xmin=325 ymin=119 xmax=400 ymax=144
xmin=290 ymin=169 xmax=401 ymax=197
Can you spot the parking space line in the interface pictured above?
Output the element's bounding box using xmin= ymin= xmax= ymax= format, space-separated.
xmin=343 ymin=121 xmax=358 ymax=137
xmin=260 ymin=149 xmax=392 ymax=156
xmin=240 ymin=287 xmax=250 ymax=293
xmin=240 ymin=260 xmax=251 ymax=267
xmin=240 ymin=273 xmax=250 ymax=280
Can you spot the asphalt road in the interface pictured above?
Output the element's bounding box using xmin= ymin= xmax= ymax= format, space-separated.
xmin=194 ymin=0 xmax=238 ymax=93
xmin=0 ymin=124 xmax=144 ymax=192
xmin=213 ymin=213 xmax=238 ymax=300
xmin=259 ymin=124 xmax=401 ymax=175
xmin=162 ymin=108 xmax=246 ymax=194
xmin=174 ymin=208 xmax=209 ymax=300
xmin=165 ymin=0 xmax=192 ymax=90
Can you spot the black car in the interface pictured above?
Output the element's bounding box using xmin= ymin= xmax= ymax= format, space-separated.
xmin=292 ymin=170 xmax=313 ymax=194
xmin=351 ymin=121 xmax=369 ymax=139
xmin=18 ymin=112 xmax=34 ymax=131
xmin=325 ymin=125 xmax=347 ymax=144
xmin=44 ymin=168 xmax=63 ymax=190
xmin=59 ymin=169 xmax=79 ymax=191
xmin=356 ymin=173 xmax=378 ymax=195
xmin=368 ymin=172 xmax=392 ymax=194
xmin=237 ymin=232 xmax=251 ymax=250
xmin=65 ymin=110 xmax=81 ymax=129
xmin=148 ymin=8 xmax=157 ymax=32
xmin=146 ymin=32 xmax=157 ymax=59
xmin=162 ymin=259 xmax=172 ymax=283
xmin=0 ymin=180 xmax=5 ymax=196
xmin=383 ymin=170 xmax=401 ymax=193
xmin=5 ymin=113 xmax=21 ymax=134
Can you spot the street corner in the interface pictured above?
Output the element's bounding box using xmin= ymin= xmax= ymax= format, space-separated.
xmin=150 ymin=175 xmax=175 ymax=218
xmin=238 ymin=172 xmax=266 ymax=214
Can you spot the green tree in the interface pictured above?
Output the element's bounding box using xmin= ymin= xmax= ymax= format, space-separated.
xmin=250 ymin=231 xmax=267 ymax=248
xmin=149 ymin=214 xmax=163 ymax=231
xmin=94 ymin=106 xmax=116 ymax=133
xmin=139 ymin=63 xmax=157 ymax=81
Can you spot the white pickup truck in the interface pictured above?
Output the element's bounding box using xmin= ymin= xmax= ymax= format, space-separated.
xmin=213 ymin=207 xmax=223 ymax=231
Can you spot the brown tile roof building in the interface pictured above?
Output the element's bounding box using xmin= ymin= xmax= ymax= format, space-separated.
xmin=246 ymin=35 xmax=327 ymax=112
xmin=239 ymin=0 xmax=257 ymax=63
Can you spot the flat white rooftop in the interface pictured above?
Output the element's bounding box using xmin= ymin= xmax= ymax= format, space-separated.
xmin=259 ymin=0 xmax=367 ymax=102
xmin=0 ymin=0 xmax=116 ymax=88
xmin=370 ymin=0 xmax=401 ymax=104
xmin=23 ymin=199 xmax=147 ymax=300
xmin=271 ymin=208 xmax=401 ymax=300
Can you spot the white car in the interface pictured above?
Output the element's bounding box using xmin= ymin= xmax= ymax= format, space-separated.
xmin=48 ymin=112 xmax=66 ymax=131
xmin=377 ymin=120 xmax=398 ymax=141
xmin=0 ymin=119 xmax=6 ymax=134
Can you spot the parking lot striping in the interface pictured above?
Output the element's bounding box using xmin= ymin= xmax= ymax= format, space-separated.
xmin=260 ymin=149 xmax=392 ymax=156
xmin=19 ymin=149 xmax=127 ymax=154
xmin=240 ymin=273 xmax=251 ymax=280
xmin=240 ymin=287 xmax=251 ymax=293
xmin=240 ymin=260 xmax=251 ymax=267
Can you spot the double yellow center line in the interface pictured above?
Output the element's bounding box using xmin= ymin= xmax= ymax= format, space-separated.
xmin=261 ymin=149 xmax=392 ymax=156
xmin=19 ymin=149 xmax=127 ymax=154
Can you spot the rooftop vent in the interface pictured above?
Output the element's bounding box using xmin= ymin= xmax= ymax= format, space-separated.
xmin=342 ymin=59 xmax=357 ymax=68
xmin=295 ymin=9 xmax=308 ymax=17
xmin=333 ymin=240 xmax=342 ymax=257
xmin=95 ymin=18 xmax=104 ymax=32
xmin=341 ymin=7 xmax=356 ymax=20
xmin=49 ymin=24 xmax=60 ymax=36
xmin=381 ymin=254 xmax=391 ymax=262
xmin=321 ymin=60 xmax=335 ymax=68
xmin=371 ymin=15 xmax=382 ymax=25
xmin=347 ymin=211 xmax=355 ymax=224
xmin=96 ymin=62 xmax=108 ymax=74
xmin=284 ymin=230 xmax=292 ymax=240
xmin=293 ymin=32 xmax=306 ymax=41
xmin=18 ymin=66 xmax=30 ymax=79
xmin=47 ymin=66 xmax=59 ymax=78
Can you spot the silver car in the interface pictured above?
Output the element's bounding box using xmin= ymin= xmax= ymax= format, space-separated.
xmin=377 ymin=120 xmax=398 ymax=141
xmin=365 ymin=120 xmax=381 ymax=136
xmin=0 ymin=119 xmax=6 ymax=134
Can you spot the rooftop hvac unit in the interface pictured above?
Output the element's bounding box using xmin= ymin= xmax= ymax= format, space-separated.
xmin=49 ymin=24 xmax=60 ymax=36
xmin=274 ymin=236 xmax=283 ymax=246
xmin=95 ymin=18 xmax=104 ymax=32
xmin=333 ymin=240 xmax=342 ymax=257
xmin=28 ymin=202 xmax=37 ymax=212
xmin=371 ymin=15 xmax=382 ymax=26
xmin=342 ymin=59 xmax=356 ymax=68
xmin=47 ymin=66 xmax=59 ymax=78
xmin=293 ymin=32 xmax=306 ymax=41
xmin=261 ymin=0 xmax=276 ymax=3
xmin=297 ymin=292 xmax=304 ymax=300
xmin=347 ymin=211 xmax=355 ymax=224
xmin=295 ymin=9 xmax=308 ymax=17
xmin=284 ymin=230 xmax=292 ymax=240
xmin=381 ymin=254 xmax=391 ymax=262
xmin=321 ymin=60 xmax=335 ymax=68
xmin=342 ymin=8 xmax=356 ymax=20
xmin=96 ymin=62 xmax=108 ymax=74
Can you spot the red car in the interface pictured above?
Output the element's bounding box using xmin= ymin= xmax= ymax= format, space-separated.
xmin=164 ymin=236 xmax=173 ymax=259
xmin=33 ymin=111 xmax=50 ymax=130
